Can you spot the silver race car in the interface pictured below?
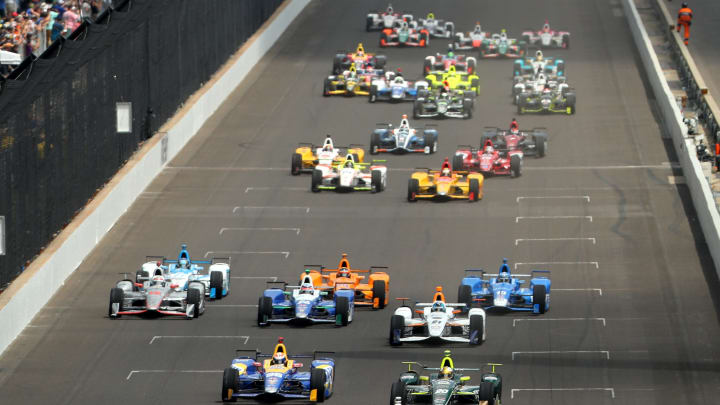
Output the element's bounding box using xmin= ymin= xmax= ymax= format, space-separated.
xmin=416 ymin=12 xmax=455 ymax=38
xmin=311 ymin=154 xmax=388 ymax=193
xmin=370 ymin=114 xmax=438 ymax=154
xmin=366 ymin=4 xmax=413 ymax=31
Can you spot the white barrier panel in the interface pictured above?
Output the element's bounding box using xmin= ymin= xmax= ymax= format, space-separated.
xmin=621 ymin=0 xmax=720 ymax=275
xmin=0 ymin=0 xmax=311 ymax=357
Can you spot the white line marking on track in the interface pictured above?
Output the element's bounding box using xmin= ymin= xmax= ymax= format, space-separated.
xmin=516 ymin=195 xmax=590 ymax=203
xmin=512 ymin=317 xmax=606 ymax=327
xmin=515 ymin=237 xmax=596 ymax=245
xmin=149 ymin=335 xmax=249 ymax=345
xmin=516 ymin=216 xmax=592 ymax=223
xmin=511 ymin=388 xmax=615 ymax=399
xmin=245 ymin=187 xmax=305 ymax=193
xmin=553 ymin=288 xmax=603 ymax=296
xmin=232 ymin=276 xmax=278 ymax=281
xmin=127 ymin=370 xmax=223 ymax=380
xmin=515 ymin=261 xmax=599 ymax=269
xmin=233 ymin=206 xmax=310 ymax=214
xmin=219 ymin=227 xmax=301 ymax=235
xmin=204 ymin=251 xmax=290 ymax=259
xmin=511 ymin=350 xmax=610 ymax=360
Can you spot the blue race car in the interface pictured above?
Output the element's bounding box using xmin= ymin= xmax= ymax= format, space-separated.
xmin=369 ymin=72 xmax=428 ymax=103
xmin=257 ymin=271 xmax=354 ymax=327
xmin=138 ymin=244 xmax=230 ymax=299
xmin=457 ymin=258 xmax=551 ymax=314
xmin=512 ymin=50 xmax=565 ymax=77
xmin=370 ymin=114 xmax=438 ymax=155
xmin=222 ymin=337 xmax=335 ymax=402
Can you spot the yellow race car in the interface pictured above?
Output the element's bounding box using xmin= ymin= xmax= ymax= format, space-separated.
xmin=407 ymin=158 xmax=484 ymax=202
xmin=322 ymin=65 xmax=374 ymax=97
xmin=424 ymin=65 xmax=480 ymax=95
xmin=292 ymin=135 xmax=364 ymax=175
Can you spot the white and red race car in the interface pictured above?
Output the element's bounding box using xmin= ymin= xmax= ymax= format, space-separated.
xmin=452 ymin=23 xmax=489 ymax=50
xmin=366 ymin=4 xmax=413 ymax=31
xmin=521 ymin=20 xmax=570 ymax=49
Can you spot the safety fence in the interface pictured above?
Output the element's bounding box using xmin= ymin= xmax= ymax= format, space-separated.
xmin=0 ymin=0 xmax=284 ymax=288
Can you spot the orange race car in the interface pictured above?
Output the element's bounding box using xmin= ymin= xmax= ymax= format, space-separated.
xmin=301 ymin=253 xmax=390 ymax=309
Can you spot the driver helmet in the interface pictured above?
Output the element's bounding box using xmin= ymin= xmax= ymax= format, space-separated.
xmin=474 ymin=23 xmax=482 ymax=33
xmin=323 ymin=144 xmax=332 ymax=152
xmin=498 ymin=272 xmax=510 ymax=283
xmin=300 ymin=284 xmax=313 ymax=294
xmin=272 ymin=352 xmax=287 ymax=365
xmin=543 ymin=22 xmax=550 ymax=32
xmin=486 ymin=145 xmax=495 ymax=154
xmin=394 ymin=76 xmax=404 ymax=84
xmin=447 ymin=51 xmax=454 ymax=59
xmin=535 ymin=50 xmax=544 ymax=61
xmin=344 ymin=160 xmax=354 ymax=168
xmin=179 ymin=258 xmax=189 ymax=268
xmin=441 ymin=167 xmax=451 ymax=176
xmin=432 ymin=301 xmax=446 ymax=312
xmin=386 ymin=5 xmax=393 ymax=14
xmin=500 ymin=29 xmax=507 ymax=40
xmin=338 ymin=267 xmax=351 ymax=278
xmin=151 ymin=274 xmax=165 ymax=285
xmin=440 ymin=366 xmax=454 ymax=379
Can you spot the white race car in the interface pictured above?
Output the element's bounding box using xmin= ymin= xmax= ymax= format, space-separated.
xmin=416 ymin=12 xmax=455 ymax=38
xmin=370 ymin=114 xmax=438 ymax=155
xmin=452 ymin=23 xmax=489 ymax=50
xmin=366 ymin=4 xmax=414 ymax=31
xmin=521 ymin=20 xmax=570 ymax=49
xmin=389 ymin=287 xmax=486 ymax=346
xmin=311 ymin=154 xmax=387 ymax=193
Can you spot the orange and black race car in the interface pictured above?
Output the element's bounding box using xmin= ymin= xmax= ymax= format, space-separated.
xmin=301 ymin=253 xmax=390 ymax=309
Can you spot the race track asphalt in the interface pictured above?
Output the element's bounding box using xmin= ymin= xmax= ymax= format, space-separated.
xmin=0 ymin=1 xmax=719 ymax=404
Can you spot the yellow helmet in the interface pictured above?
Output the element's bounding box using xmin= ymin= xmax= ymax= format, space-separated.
xmin=441 ymin=366 xmax=454 ymax=379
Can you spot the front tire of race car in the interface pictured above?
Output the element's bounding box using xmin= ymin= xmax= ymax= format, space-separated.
xmin=412 ymin=100 xmax=423 ymax=119
xmin=370 ymin=132 xmax=381 ymax=155
xmin=222 ymin=367 xmax=239 ymax=402
xmin=371 ymin=169 xmax=384 ymax=193
xmin=562 ymin=34 xmax=570 ymax=48
xmin=510 ymin=155 xmax=522 ymax=178
xmin=323 ymin=78 xmax=331 ymax=97
xmin=470 ymin=78 xmax=480 ymax=96
xmin=463 ymin=98 xmax=473 ymax=119
xmin=390 ymin=380 xmax=408 ymax=405
xmin=534 ymin=135 xmax=547 ymax=157
xmin=210 ymin=272 xmax=224 ymax=299
xmin=372 ymin=280 xmax=386 ymax=309
xmin=407 ymin=178 xmax=419 ymax=202
xmin=469 ymin=314 xmax=484 ymax=345
xmin=109 ymin=288 xmax=124 ymax=318
xmin=423 ymin=132 xmax=435 ymax=154
xmin=257 ymin=296 xmax=273 ymax=327
xmin=452 ymin=154 xmax=464 ymax=172
xmin=478 ymin=381 xmax=495 ymax=405
xmin=336 ymin=296 xmax=351 ymax=326
xmin=467 ymin=58 xmax=476 ymax=75
xmin=187 ymin=288 xmax=201 ymax=319
xmin=366 ymin=16 xmax=373 ymax=32
xmin=533 ymin=284 xmax=548 ymax=314
xmin=469 ymin=178 xmax=480 ymax=202
xmin=458 ymin=284 xmax=472 ymax=310
xmin=291 ymin=153 xmax=302 ymax=175
xmin=369 ymin=85 xmax=378 ymax=103
xmin=389 ymin=314 xmax=405 ymax=346
xmin=423 ymin=59 xmax=432 ymax=74
xmin=310 ymin=368 xmax=327 ymax=403
xmin=311 ymin=169 xmax=322 ymax=193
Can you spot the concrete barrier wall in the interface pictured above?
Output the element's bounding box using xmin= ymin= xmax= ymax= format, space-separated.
xmin=621 ymin=0 xmax=720 ymax=274
xmin=0 ymin=0 xmax=311 ymax=357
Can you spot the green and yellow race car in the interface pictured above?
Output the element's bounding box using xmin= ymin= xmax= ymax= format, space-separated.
xmin=425 ymin=65 xmax=480 ymax=95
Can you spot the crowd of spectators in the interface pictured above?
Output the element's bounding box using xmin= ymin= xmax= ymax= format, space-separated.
xmin=0 ymin=0 xmax=110 ymax=76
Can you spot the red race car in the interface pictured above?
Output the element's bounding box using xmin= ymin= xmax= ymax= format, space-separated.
xmin=453 ymin=139 xmax=523 ymax=178
xmin=481 ymin=124 xmax=547 ymax=158
xmin=380 ymin=21 xmax=430 ymax=48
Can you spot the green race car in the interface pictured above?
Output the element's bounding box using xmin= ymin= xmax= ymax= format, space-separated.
xmin=425 ymin=65 xmax=480 ymax=95
xmin=389 ymin=351 xmax=502 ymax=404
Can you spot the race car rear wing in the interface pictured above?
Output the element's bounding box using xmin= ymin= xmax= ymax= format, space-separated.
xmin=257 ymin=350 xmax=335 ymax=360
xmin=316 ymin=265 xmax=388 ymax=274
xmin=402 ymin=361 xmax=481 ymax=372
xmin=482 ymin=270 xmax=551 ymax=278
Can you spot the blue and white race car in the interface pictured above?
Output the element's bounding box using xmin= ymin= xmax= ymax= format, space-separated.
xmin=222 ymin=337 xmax=335 ymax=402
xmin=369 ymin=72 xmax=428 ymax=103
xmin=457 ymin=258 xmax=551 ymax=314
xmin=137 ymin=244 xmax=230 ymax=299
xmin=257 ymin=271 xmax=354 ymax=327
xmin=513 ymin=50 xmax=565 ymax=77
xmin=370 ymin=114 xmax=438 ymax=155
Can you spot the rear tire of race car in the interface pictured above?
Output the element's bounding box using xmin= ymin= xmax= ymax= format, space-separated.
xmin=372 ymin=280 xmax=386 ymax=310
xmin=412 ymin=100 xmax=423 ymax=119
xmin=222 ymin=367 xmax=238 ymax=402
xmin=470 ymin=78 xmax=480 ymax=96
xmin=469 ymin=178 xmax=480 ymax=202
xmin=533 ymin=284 xmax=548 ymax=314
xmin=522 ymin=34 xmax=531 ymax=44
xmin=423 ymin=59 xmax=432 ymax=74
xmin=478 ymin=381 xmax=495 ymax=405
xmin=389 ymin=314 xmax=405 ymax=346
xmin=375 ymin=55 xmax=387 ymax=70
xmin=467 ymin=58 xmax=476 ymax=75
xmin=380 ymin=32 xmax=389 ymax=47
xmin=534 ymin=135 xmax=547 ymax=157
xmin=352 ymin=153 xmax=360 ymax=164
xmin=332 ymin=55 xmax=343 ymax=75
xmin=336 ymin=296 xmax=350 ymax=326
xmin=463 ymin=98 xmax=473 ymax=119
xmin=458 ymin=284 xmax=472 ymax=310
xmin=421 ymin=32 xmax=430 ymax=47
xmin=291 ymin=153 xmax=302 ymax=175
xmin=257 ymin=296 xmax=273 ymax=327
xmin=510 ymin=155 xmax=522 ymax=178
xmin=323 ymin=78 xmax=331 ymax=97
xmin=210 ymin=272 xmax=224 ymax=300
xmin=109 ymin=288 xmax=124 ymax=318
xmin=423 ymin=132 xmax=434 ymax=154
xmin=369 ymin=85 xmax=378 ymax=103
xmin=566 ymin=93 xmax=576 ymax=114
xmin=310 ymin=368 xmax=327 ymax=403
xmin=187 ymin=288 xmax=201 ymax=319
xmin=366 ymin=16 xmax=373 ymax=32
xmin=556 ymin=61 xmax=565 ymax=76
xmin=452 ymin=154 xmax=464 ymax=172
xmin=562 ymin=34 xmax=570 ymax=48
xmin=371 ymin=170 xmax=383 ymax=193
xmin=390 ymin=380 xmax=408 ymax=405
xmin=517 ymin=97 xmax=526 ymax=115
xmin=311 ymin=169 xmax=322 ymax=193
xmin=469 ymin=314 xmax=484 ymax=345
xmin=407 ymin=178 xmax=419 ymax=202
xmin=370 ymin=132 xmax=381 ymax=155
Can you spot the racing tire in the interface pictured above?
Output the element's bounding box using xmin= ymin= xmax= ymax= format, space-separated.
xmin=420 ymin=32 xmax=430 ymax=47
xmin=352 ymin=153 xmax=360 ymax=163
xmin=533 ymin=284 xmax=548 ymax=314
xmin=109 ymin=288 xmax=124 ymax=318
xmin=510 ymin=155 xmax=522 ymax=178
xmin=380 ymin=32 xmax=389 ymax=47
xmin=467 ymin=58 xmax=476 ymax=75
xmin=187 ymin=288 xmax=201 ymax=319
xmin=332 ymin=55 xmax=343 ymax=75
xmin=370 ymin=132 xmax=381 ymax=155
xmin=469 ymin=314 xmax=484 ymax=345
xmin=371 ymin=170 xmax=384 ymax=193
xmin=470 ymin=78 xmax=480 ymax=96
xmin=556 ymin=61 xmax=565 ymax=76
xmin=310 ymin=368 xmax=327 ymax=403
xmin=323 ymin=78 xmax=331 ymax=97
xmin=463 ymin=98 xmax=473 ymax=119
xmin=390 ymin=380 xmax=408 ymax=405
xmin=389 ymin=314 xmax=405 ymax=346
xmin=534 ymin=135 xmax=547 ymax=158
xmin=311 ymin=169 xmax=322 ymax=193
xmin=458 ymin=284 xmax=472 ymax=310
xmin=291 ymin=153 xmax=302 ymax=175
xmin=422 ymin=132 xmax=435 ymax=154
xmin=375 ymin=55 xmax=387 ymax=70
xmin=423 ymin=59 xmax=432 ymax=75
xmin=478 ymin=381 xmax=495 ymax=405
xmin=222 ymin=367 xmax=239 ymax=402
xmin=452 ymin=154 xmax=465 ymax=172
xmin=210 ymin=271 xmax=224 ymax=299
xmin=562 ymin=34 xmax=570 ymax=48
xmin=372 ymin=280 xmax=386 ymax=309
xmin=369 ymin=85 xmax=378 ymax=103
xmin=469 ymin=178 xmax=480 ymax=202
xmin=412 ymin=99 xmax=423 ymax=119
xmin=512 ymin=63 xmax=521 ymax=77
xmin=407 ymin=178 xmax=419 ymax=202
xmin=566 ymin=93 xmax=576 ymax=114
xmin=522 ymin=34 xmax=531 ymax=45
xmin=257 ymin=296 xmax=273 ymax=327
xmin=336 ymin=296 xmax=351 ymax=326
xmin=366 ymin=16 xmax=373 ymax=32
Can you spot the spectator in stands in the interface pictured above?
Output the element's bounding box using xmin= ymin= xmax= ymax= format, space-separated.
xmin=50 ymin=11 xmax=62 ymax=41
xmin=0 ymin=1 xmax=6 ymax=19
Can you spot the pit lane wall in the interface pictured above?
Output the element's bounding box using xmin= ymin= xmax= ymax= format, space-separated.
xmin=0 ymin=0 xmax=311 ymax=357
xmin=621 ymin=0 xmax=720 ymax=276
